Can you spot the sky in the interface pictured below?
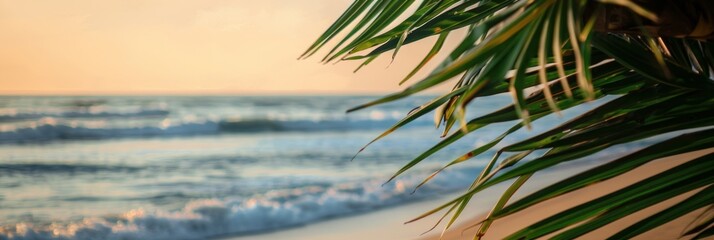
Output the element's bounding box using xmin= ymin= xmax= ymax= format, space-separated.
xmin=0 ymin=0 xmax=455 ymax=95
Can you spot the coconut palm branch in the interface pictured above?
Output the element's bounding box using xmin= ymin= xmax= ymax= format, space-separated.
xmin=304 ymin=0 xmax=714 ymax=239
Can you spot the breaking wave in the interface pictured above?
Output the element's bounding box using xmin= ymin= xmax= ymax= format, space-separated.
xmin=0 ymin=167 xmax=479 ymax=240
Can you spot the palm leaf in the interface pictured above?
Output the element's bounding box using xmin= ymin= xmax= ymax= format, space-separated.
xmin=305 ymin=0 xmax=714 ymax=238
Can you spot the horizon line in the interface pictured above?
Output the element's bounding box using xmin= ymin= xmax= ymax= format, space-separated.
xmin=0 ymin=91 xmax=441 ymax=97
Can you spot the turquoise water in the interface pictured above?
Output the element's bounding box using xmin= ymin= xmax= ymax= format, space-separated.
xmin=0 ymin=95 xmax=643 ymax=239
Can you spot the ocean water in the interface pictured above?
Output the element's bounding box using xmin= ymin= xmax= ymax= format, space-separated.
xmin=0 ymin=95 xmax=648 ymax=240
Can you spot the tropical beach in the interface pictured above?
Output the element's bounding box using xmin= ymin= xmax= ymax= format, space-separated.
xmin=2 ymin=0 xmax=714 ymax=239
xmin=3 ymin=97 xmax=708 ymax=239
xmin=227 ymin=150 xmax=713 ymax=240
xmin=0 ymin=94 xmax=598 ymax=239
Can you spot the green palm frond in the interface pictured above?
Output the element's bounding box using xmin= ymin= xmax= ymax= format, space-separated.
xmin=305 ymin=0 xmax=714 ymax=238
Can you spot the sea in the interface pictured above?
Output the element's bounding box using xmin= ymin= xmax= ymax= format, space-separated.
xmin=0 ymin=95 xmax=650 ymax=240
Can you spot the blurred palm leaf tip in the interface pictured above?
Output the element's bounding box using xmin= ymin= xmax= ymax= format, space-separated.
xmin=303 ymin=0 xmax=714 ymax=239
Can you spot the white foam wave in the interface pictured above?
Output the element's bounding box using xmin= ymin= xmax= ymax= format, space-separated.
xmin=0 ymin=167 xmax=477 ymax=240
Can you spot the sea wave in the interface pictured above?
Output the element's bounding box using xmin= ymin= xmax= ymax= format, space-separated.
xmin=0 ymin=163 xmax=142 ymax=175
xmin=0 ymin=109 xmax=170 ymax=122
xmin=0 ymin=167 xmax=478 ymax=240
xmin=0 ymin=118 xmax=429 ymax=144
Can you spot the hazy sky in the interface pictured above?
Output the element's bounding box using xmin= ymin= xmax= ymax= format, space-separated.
xmin=0 ymin=0 xmax=454 ymax=95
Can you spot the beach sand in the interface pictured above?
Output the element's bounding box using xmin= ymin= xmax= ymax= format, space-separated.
xmin=422 ymin=149 xmax=714 ymax=240
xmin=228 ymin=149 xmax=713 ymax=240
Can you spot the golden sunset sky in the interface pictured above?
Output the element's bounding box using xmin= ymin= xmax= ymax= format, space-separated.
xmin=0 ymin=0 xmax=455 ymax=95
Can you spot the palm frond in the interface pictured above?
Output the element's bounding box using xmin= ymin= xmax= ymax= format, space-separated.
xmin=304 ymin=0 xmax=714 ymax=238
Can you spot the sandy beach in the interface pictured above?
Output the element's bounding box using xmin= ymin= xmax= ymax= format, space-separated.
xmin=4 ymin=1 xmax=713 ymax=239
xmin=422 ymin=149 xmax=714 ymax=240
xmin=228 ymin=149 xmax=713 ymax=240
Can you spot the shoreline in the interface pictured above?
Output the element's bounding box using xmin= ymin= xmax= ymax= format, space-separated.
xmin=224 ymin=149 xmax=712 ymax=240
xmin=223 ymin=154 xmax=605 ymax=240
